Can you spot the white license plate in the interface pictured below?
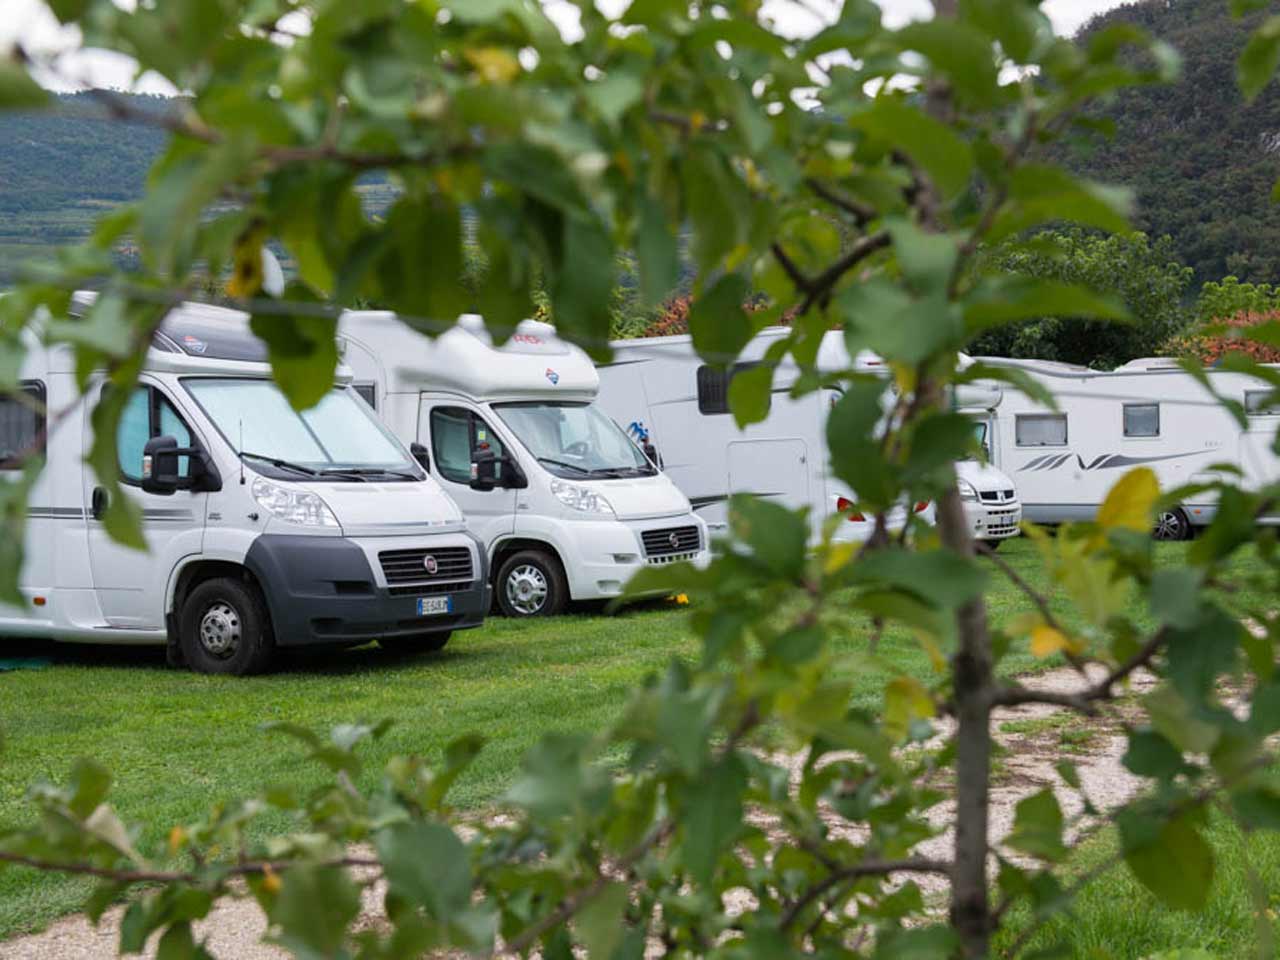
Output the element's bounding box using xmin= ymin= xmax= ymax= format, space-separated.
xmin=417 ymin=596 xmax=453 ymax=616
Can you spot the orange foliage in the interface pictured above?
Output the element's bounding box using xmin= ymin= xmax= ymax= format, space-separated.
xmin=1163 ymin=309 xmax=1280 ymax=365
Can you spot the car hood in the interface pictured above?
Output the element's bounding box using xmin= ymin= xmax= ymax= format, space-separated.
xmin=957 ymin=459 xmax=1015 ymax=492
xmin=582 ymin=474 xmax=693 ymax=521
xmin=314 ymin=480 xmax=467 ymax=536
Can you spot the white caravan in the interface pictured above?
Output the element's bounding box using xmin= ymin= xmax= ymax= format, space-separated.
xmin=336 ymin=312 xmax=710 ymax=617
xmin=1 ymin=298 xmax=490 ymax=674
xmin=594 ymin=328 xmax=1022 ymax=547
xmin=969 ymin=355 xmax=1280 ymax=539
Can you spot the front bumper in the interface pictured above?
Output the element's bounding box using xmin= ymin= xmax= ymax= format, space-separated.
xmin=558 ymin=515 xmax=711 ymax=601
xmin=245 ymin=534 xmax=489 ymax=646
xmin=966 ymin=500 xmax=1022 ymax=541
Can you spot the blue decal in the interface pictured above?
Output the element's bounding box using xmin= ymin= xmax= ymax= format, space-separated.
xmin=626 ymin=420 xmax=650 ymax=442
xmin=545 ymin=367 xmax=560 ymax=385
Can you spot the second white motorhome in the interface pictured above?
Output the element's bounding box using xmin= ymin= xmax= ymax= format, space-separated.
xmin=595 ymin=328 xmax=1022 ymax=547
xmin=971 ymin=355 xmax=1280 ymax=539
xmin=336 ymin=313 xmax=711 ymax=617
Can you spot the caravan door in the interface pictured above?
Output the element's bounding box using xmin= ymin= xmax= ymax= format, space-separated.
xmin=727 ymin=438 xmax=811 ymax=533
xmin=419 ymin=397 xmax=517 ymax=551
xmin=84 ymin=382 xmax=209 ymax=628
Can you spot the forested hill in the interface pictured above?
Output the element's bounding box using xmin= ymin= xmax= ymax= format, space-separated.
xmin=0 ymin=93 xmax=170 ymax=213
xmin=1063 ymin=0 xmax=1280 ymax=284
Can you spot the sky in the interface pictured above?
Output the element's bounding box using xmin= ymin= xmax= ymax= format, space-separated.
xmin=1 ymin=0 xmax=1128 ymax=94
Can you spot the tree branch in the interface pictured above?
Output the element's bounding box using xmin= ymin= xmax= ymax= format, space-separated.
xmin=990 ymin=629 xmax=1168 ymax=711
xmin=804 ymin=177 xmax=876 ymax=227
xmin=0 ymin=851 xmax=379 ymax=885
xmin=780 ymin=858 xmax=952 ymax=930
xmin=799 ymin=231 xmax=891 ymax=315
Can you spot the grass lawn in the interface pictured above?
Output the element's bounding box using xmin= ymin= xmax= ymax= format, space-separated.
xmin=0 ymin=540 xmax=1274 ymax=953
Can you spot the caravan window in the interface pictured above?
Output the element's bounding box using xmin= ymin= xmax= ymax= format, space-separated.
xmin=697 ymin=363 xmax=769 ymax=416
xmin=1245 ymin=390 xmax=1280 ymax=416
xmin=353 ymin=383 xmax=377 ymax=410
xmin=1123 ymin=403 xmax=1160 ymax=438
xmin=0 ymin=382 xmax=45 ymax=470
xmin=115 ymin=386 xmax=195 ymax=482
xmin=1015 ymin=414 xmax=1067 ymax=447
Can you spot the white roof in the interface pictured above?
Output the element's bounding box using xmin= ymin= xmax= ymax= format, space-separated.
xmin=339 ymin=311 xmax=598 ymax=402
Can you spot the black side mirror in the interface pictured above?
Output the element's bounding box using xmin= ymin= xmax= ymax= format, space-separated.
xmin=470 ymin=447 xmax=497 ymax=491
xmin=410 ymin=442 xmax=431 ymax=472
xmin=142 ymin=436 xmax=180 ymax=495
xmin=643 ymin=440 xmax=662 ymax=469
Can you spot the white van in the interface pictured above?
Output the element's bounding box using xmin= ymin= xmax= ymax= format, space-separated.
xmin=0 ymin=298 xmax=490 ymax=674
xmin=336 ymin=312 xmax=710 ymax=617
xmin=595 ymin=328 xmax=1022 ymax=547
xmin=971 ymin=355 xmax=1280 ymax=539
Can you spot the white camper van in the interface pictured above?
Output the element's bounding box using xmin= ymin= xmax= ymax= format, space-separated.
xmin=336 ymin=312 xmax=710 ymax=617
xmin=0 ymin=299 xmax=489 ymax=674
xmin=595 ymin=328 xmax=1022 ymax=547
xmin=971 ymin=355 xmax=1280 ymax=539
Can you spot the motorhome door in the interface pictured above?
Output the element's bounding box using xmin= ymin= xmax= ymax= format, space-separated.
xmin=83 ymin=383 xmax=210 ymax=628
xmin=419 ymin=399 xmax=517 ymax=550
xmin=726 ymin=438 xmax=811 ymax=535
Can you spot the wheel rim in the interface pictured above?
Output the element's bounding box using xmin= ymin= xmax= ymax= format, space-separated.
xmin=1154 ymin=510 xmax=1184 ymax=541
xmin=199 ymin=601 xmax=242 ymax=659
xmin=505 ymin=564 xmax=549 ymax=615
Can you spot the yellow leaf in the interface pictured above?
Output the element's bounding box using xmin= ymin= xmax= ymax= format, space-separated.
xmin=168 ymin=825 xmax=187 ymax=855
xmin=824 ymin=542 xmax=858 ymax=575
xmin=885 ymin=676 xmax=935 ymax=738
xmin=464 ymin=46 xmax=521 ymax=84
xmin=262 ymin=862 xmax=282 ymax=895
xmin=1096 ymin=467 xmax=1159 ymax=533
xmin=1029 ymin=624 xmax=1083 ymax=659
xmin=226 ymin=230 xmax=265 ymax=299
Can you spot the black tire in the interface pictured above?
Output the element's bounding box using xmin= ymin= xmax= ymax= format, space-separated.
xmin=378 ymin=632 xmax=451 ymax=654
xmin=1153 ymin=507 xmax=1192 ymax=542
xmin=495 ymin=549 xmax=568 ymax=618
xmin=178 ymin=577 xmax=275 ymax=675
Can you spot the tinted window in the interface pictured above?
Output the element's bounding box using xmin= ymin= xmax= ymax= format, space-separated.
xmin=0 ymin=382 xmax=45 ymax=469
xmin=1245 ymin=390 xmax=1280 ymax=416
xmin=116 ymin=387 xmax=195 ymax=481
xmin=1015 ymin=414 xmax=1067 ymax=447
xmin=697 ymin=363 xmax=767 ymax=416
xmin=1123 ymin=403 xmax=1160 ymax=438
xmin=430 ymin=407 xmax=504 ymax=485
xmin=353 ymin=383 xmax=377 ymax=410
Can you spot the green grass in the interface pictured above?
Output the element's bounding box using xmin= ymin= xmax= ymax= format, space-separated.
xmin=0 ymin=540 xmax=1273 ymax=950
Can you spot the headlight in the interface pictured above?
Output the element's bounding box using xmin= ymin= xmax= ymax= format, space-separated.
xmin=958 ymin=480 xmax=979 ymax=502
xmin=251 ymin=477 xmax=339 ymax=527
xmin=550 ymin=479 xmax=615 ymax=517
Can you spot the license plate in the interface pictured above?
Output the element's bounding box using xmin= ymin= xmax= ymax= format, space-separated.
xmin=417 ymin=596 xmax=453 ymax=616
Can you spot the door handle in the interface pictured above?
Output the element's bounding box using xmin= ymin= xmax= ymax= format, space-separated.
xmin=91 ymin=486 xmax=108 ymax=520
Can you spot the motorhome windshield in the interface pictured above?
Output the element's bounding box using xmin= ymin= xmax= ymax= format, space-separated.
xmin=494 ymin=402 xmax=656 ymax=478
xmin=184 ymin=378 xmax=421 ymax=481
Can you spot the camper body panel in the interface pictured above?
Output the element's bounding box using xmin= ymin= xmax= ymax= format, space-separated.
xmin=977 ymin=358 xmax=1280 ymax=528
xmin=336 ymin=312 xmax=711 ymax=612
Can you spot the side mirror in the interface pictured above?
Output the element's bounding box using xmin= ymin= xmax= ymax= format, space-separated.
xmin=141 ymin=436 xmax=180 ymax=495
xmin=470 ymin=447 xmax=497 ymax=492
xmin=643 ymin=440 xmax=662 ymax=469
xmin=410 ymin=442 xmax=431 ymax=472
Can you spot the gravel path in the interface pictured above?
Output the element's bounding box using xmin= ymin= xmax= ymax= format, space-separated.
xmin=0 ymin=665 xmax=1158 ymax=959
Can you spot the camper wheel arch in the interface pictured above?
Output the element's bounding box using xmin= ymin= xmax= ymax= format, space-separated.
xmin=489 ymin=538 xmax=569 ymax=617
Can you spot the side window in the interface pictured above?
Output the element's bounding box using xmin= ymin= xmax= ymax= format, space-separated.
xmin=1015 ymin=413 xmax=1067 ymax=447
xmin=1245 ymin=390 xmax=1280 ymax=417
xmin=0 ymin=382 xmax=46 ymax=470
xmin=430 ymin=407 xmax=504 ymax=485
xmin=697 ymin=362 xmax=767 ymax=416
xmin=1123 ymin=403 xmax=1160 ymax=438
xmin=353 ymin=383 xmax=377 ymax=411
xmin=115 ymin=386 xmax=196 ymax=482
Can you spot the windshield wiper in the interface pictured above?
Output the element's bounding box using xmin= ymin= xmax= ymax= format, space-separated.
xmin=589 ymin=466 xmax=657 ymax=478
xmin=537 ymin=456 xmax=591 ymax=476
xmin=239 ymin=451 xmax=321 ymax=477
xmin=322 ymin=467 xmax=420 ymax=481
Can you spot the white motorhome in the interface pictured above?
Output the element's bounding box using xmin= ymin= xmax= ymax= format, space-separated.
xmin=0 ymin=298 xmax=490 ymax=674
xmin=595 ymin=328 xmax=1022 ymax=547
xmin=336 ymin=312 xmax=710 ymax=617
xmin=971 ymin=355 xmax=1280 ymax=539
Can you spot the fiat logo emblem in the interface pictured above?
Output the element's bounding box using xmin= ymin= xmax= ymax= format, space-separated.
xmin=424 ymin=555 xmax=439 ymax=575
xmin=668 ymin=532 xmax=680 ymax=550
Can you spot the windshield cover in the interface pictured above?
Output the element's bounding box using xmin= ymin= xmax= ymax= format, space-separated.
xmin=494 ymin=402 xmax=654 ymax=478
xmin=184 ymin=379 xmax=419 ymax=479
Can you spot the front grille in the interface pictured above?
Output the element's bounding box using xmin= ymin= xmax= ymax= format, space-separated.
xmin=378 ymin=547 xmax=473 ymax=589
xmin=387 ymin=580 xmax=475 ymax=597
xmin=980 ymin=489 xmax=1017 ymax=503
xmin=641 ymin=525 xmax=702 ymax=558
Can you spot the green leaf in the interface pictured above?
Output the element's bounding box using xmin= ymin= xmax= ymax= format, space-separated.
xmin=688 ymin=273 xmax=753 ymax=362
xmin=585 ymin=69 xmax=645 ymax=126
xmin=962 ymin=276 xmax=1129 ymax=333
xmin=961 ymin=0 xmax=1051 ymax=63
xmin=635 ymin=193 xmax=679 ymax=309
xmin=249 ymin=294 xmax=339 ymax=412
xmin=727 ymin=495 xmax=808 ymax=578
xmin=46 ymin=0 xmax=90 ymax=22
xmin=1165 ymin=606 xmax=1241 ymax=699
xmin=0 ymin=61 xmax=51 ymax=110
xmin=375 ymin=822 xmax=471 ymax=922
xmin=377 ymin=199 xmax=470 ymax=324
xmin=886 ymin=218 xmax=959 ymax=296
xmin=1120 ymin=813 xmax=1215 ymax=911
xmin=826 ymin=376 xmax=898 ymax=505
xmin=682 ymin=755 xmax=747 ymax=886
xmin=67 ymin=759 xmax=112 ymax=819
xmin=848 ymin=98 xmax=975 ymax=199
xmin=989 ymin=165 xmax=1133 ymax=242
xmin=1238 ymin=16 xmax=1280 ymax=102
xmin=897 ymin=20 xmax=1000 ymax=108
xmin=1123 ymin=729 xmax=1185 ymax=779
xmin=270 ymin=865 xmax=360 ymax=956
xmin=1148 ymin=567 xmax=1203 ymax=629
xmin=551 ymin=216 xmax=615 ymax=352
xmin=873 ymin=925 xmax=960 ymax=960
xmin=854 ymin=548 xmax=988 ymax=610
xmin=683 ymin=144 xmax=748 ymax=271
xmin=727 ymin=362 xmax=774 ymax=428
xmin=574 ymin=882 xmax=629 ymax=959
xmin=506 ymin=733 xmax=609 ymax=821
xmin=1006 ymin=789 xmax=1067 ymax=862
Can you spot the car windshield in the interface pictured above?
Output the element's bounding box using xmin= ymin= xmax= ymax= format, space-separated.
xmin=183 ymin=378 xmax=420 ymax=480
xmin=494 ymin=401 xmax=655 ymax=478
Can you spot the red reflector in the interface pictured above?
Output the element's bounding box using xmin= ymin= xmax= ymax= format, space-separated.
xmin=836 ymin=497 xmax=865 ymax=523
xmin=33 ymin=596 xmax=46 ymax=607
xmin=914 ymin=501 xmax=931 ymax=513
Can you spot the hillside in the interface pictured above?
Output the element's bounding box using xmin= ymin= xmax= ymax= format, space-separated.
xmin=1064 ymin=0 xmax=1280 ymax=283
